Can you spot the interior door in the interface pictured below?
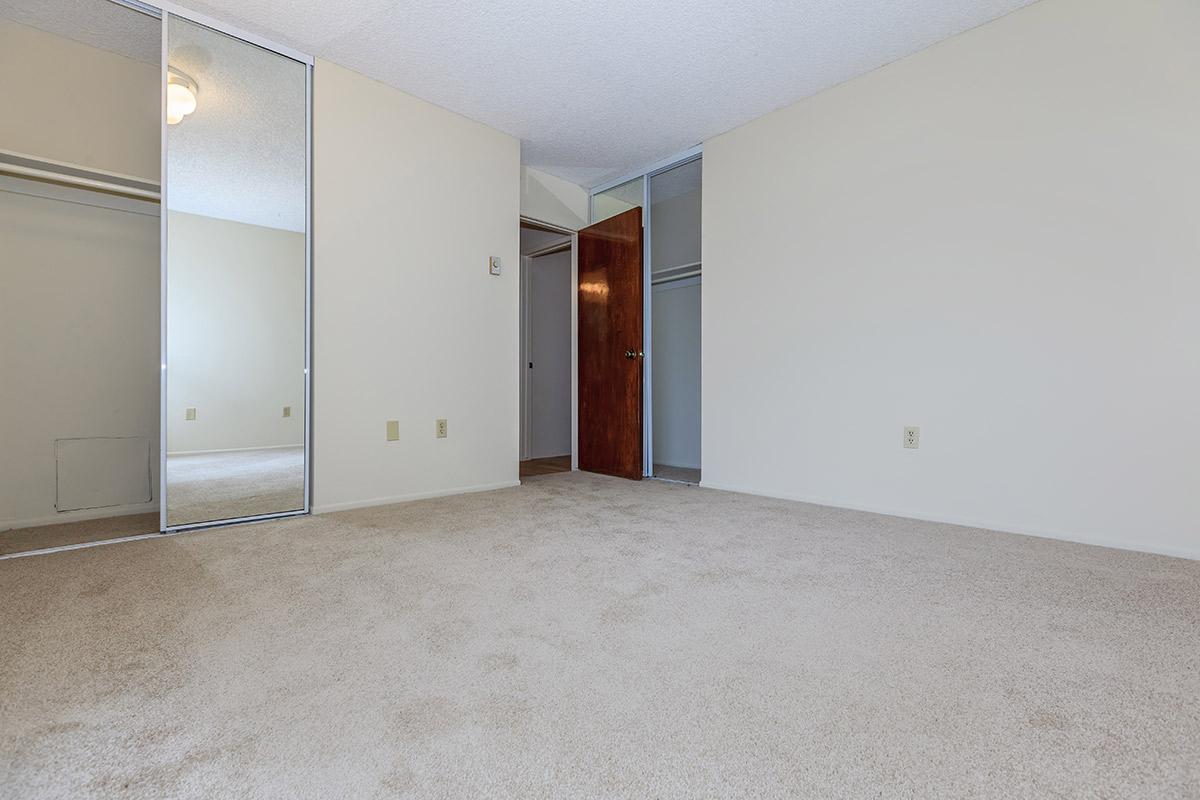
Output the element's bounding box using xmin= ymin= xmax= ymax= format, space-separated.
xmin=578 ymin=206 xmax=644 ymax=479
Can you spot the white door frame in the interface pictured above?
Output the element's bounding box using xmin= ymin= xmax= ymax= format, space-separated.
xmin=519 ymin=217 xmax=578 ymax=471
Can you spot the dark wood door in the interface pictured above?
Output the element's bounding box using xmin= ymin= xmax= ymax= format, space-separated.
xmin=578 ymin=207 xmax=643 ymax=479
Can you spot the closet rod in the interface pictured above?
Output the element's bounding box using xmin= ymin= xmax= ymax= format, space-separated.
xmin=0 ymin=149 xmax=160 ymax=202
xmin=651 ymin=269 xmax=701 ymax=286
xmin=525 ymin=241 xmax=572 ymax=259
xmin=650 ymin=262 xmax=702 ymax=286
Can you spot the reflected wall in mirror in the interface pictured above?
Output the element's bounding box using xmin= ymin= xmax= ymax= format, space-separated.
xmin=165 ymin=16 xmax=307 ymax=527
xmin=0 ymin=0 xmax=161 ymax=556
xmin=592 ymin=177 xmax=643 ymax=224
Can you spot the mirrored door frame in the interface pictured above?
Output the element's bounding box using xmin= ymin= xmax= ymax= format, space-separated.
xmin=588 ymin=146 xmax=703 ymax=478
xmin=110 ymin=0 xmax=313 ymax=533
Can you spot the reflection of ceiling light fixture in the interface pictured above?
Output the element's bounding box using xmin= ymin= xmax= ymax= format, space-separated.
xmin=166 ymin=67 xmax=198 ymax=125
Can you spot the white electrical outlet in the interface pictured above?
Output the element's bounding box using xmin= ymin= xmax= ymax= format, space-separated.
xmin=488 ymin=256 xmax=502 ymax=276
xmin=904 ymin=426 xmax=920 ymax=449
xmin=436 ymin=418 xmax=448 ymax=439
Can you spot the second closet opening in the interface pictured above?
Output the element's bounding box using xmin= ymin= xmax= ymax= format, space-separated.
xmin=649 ymin=157 xmax=701 ymax=484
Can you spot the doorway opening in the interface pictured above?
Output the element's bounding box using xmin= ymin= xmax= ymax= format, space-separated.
xmin=519 ymin=219 xmax=575 ymax=481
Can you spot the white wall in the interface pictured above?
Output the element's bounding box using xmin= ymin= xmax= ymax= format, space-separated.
xmin=313 ymin=59 xmax=521 ymax=512
xmin=520 ymin=166 xmax=589 ymax=231
xmin=524 ymin=250 xmax=573 ymax=459
xmin=166 ymin=211 xmax=305 ymax=454
xmin=652 ymin=277 xmax=701 ymax=470
xmin=703 ymin=0 xmax=1200 ymax=559
xmin=0 ymin=18 xmax=159 ymax=180
xmin=0 ymin=181 xmax=159 ymax=528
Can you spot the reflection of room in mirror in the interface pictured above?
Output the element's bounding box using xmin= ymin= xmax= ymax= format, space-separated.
xmin=592 ymin=176 xmax=642 ymax=224
xmin=164 ymin=15 xmax=308 ymax=527
xmin=166 ymin=447 xmax=304 ymax=526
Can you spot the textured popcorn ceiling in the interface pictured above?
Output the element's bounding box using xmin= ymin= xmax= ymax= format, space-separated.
xmin=0 ymin=0 xmax=159 ymax=63
xmin=174 ymin=0 xmax=1037 ymax=187
xmin=7 ymin=0 xmax=1038 ymax=190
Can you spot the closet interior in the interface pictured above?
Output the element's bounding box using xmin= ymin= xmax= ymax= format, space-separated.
xmin=649 ymin=158 xmax=702 ymax=484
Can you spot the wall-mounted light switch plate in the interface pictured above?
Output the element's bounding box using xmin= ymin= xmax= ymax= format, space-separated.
xmin=386 ymin=420 xmax=400 ymax=442
xmin=904 ymin=426 xmax=920 ymax=449
xmin=283 ymin=406 xmax=292 ymax=418
xmin=185 ymin=407 xmax=197 ymax=421
xmin=489 ymin=256 xmax=502 ymax=276
xmin=436 ymin=418 xmax=448 ymax=439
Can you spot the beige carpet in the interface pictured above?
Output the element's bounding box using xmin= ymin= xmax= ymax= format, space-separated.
xmin=1 ymin=472 xmax=1197 ymax=798
xmin=166 ymin=446 xmax=304 ymax=526
xmin=0 ymin=512 xmax=159 ymax=557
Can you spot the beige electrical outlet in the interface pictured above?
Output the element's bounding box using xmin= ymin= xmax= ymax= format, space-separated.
xmin=386 ymin=420 xmax=400 ymax=442
xmin=283 ymin=406 xmax=292 ymax=418
xmin=436 ymin=418 xmax=448 ymax=439
xmin=904 ymin=426 xmax=920 ymax=449
xmin=185 ymin=407 xmax=197 ymax=421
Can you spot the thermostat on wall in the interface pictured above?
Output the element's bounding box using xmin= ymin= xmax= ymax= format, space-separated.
xmin=489 ymin=256 xmax=502 ymax=276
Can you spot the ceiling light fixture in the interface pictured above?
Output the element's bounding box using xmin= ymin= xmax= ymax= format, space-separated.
xmin=166 ymin=67 xmax=198 ymax=125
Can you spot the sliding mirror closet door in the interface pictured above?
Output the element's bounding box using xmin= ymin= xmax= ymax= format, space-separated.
xmin=165 ymin=15 xmax=308 ymax=527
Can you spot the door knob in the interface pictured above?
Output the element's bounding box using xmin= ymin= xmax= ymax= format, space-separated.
xmin=624 ymin=349 xmax=644 ymax=359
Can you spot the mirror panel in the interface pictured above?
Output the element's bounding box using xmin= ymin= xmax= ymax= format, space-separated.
xmin=165 ymin=15 xmax=307 ymax=527
xmin=592 ymin=177 xmax=643 ymax=224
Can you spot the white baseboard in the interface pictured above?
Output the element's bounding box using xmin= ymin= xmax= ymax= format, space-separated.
xmin=698 ymin=480 xmax=1200 ymax=562
xmin=167 ymin=444 xmax=302 ymax=456
xmin=1 ymin=501 xmax=159 ymax=533
xmin=313 ymin=480 xmax=521 ymax=515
